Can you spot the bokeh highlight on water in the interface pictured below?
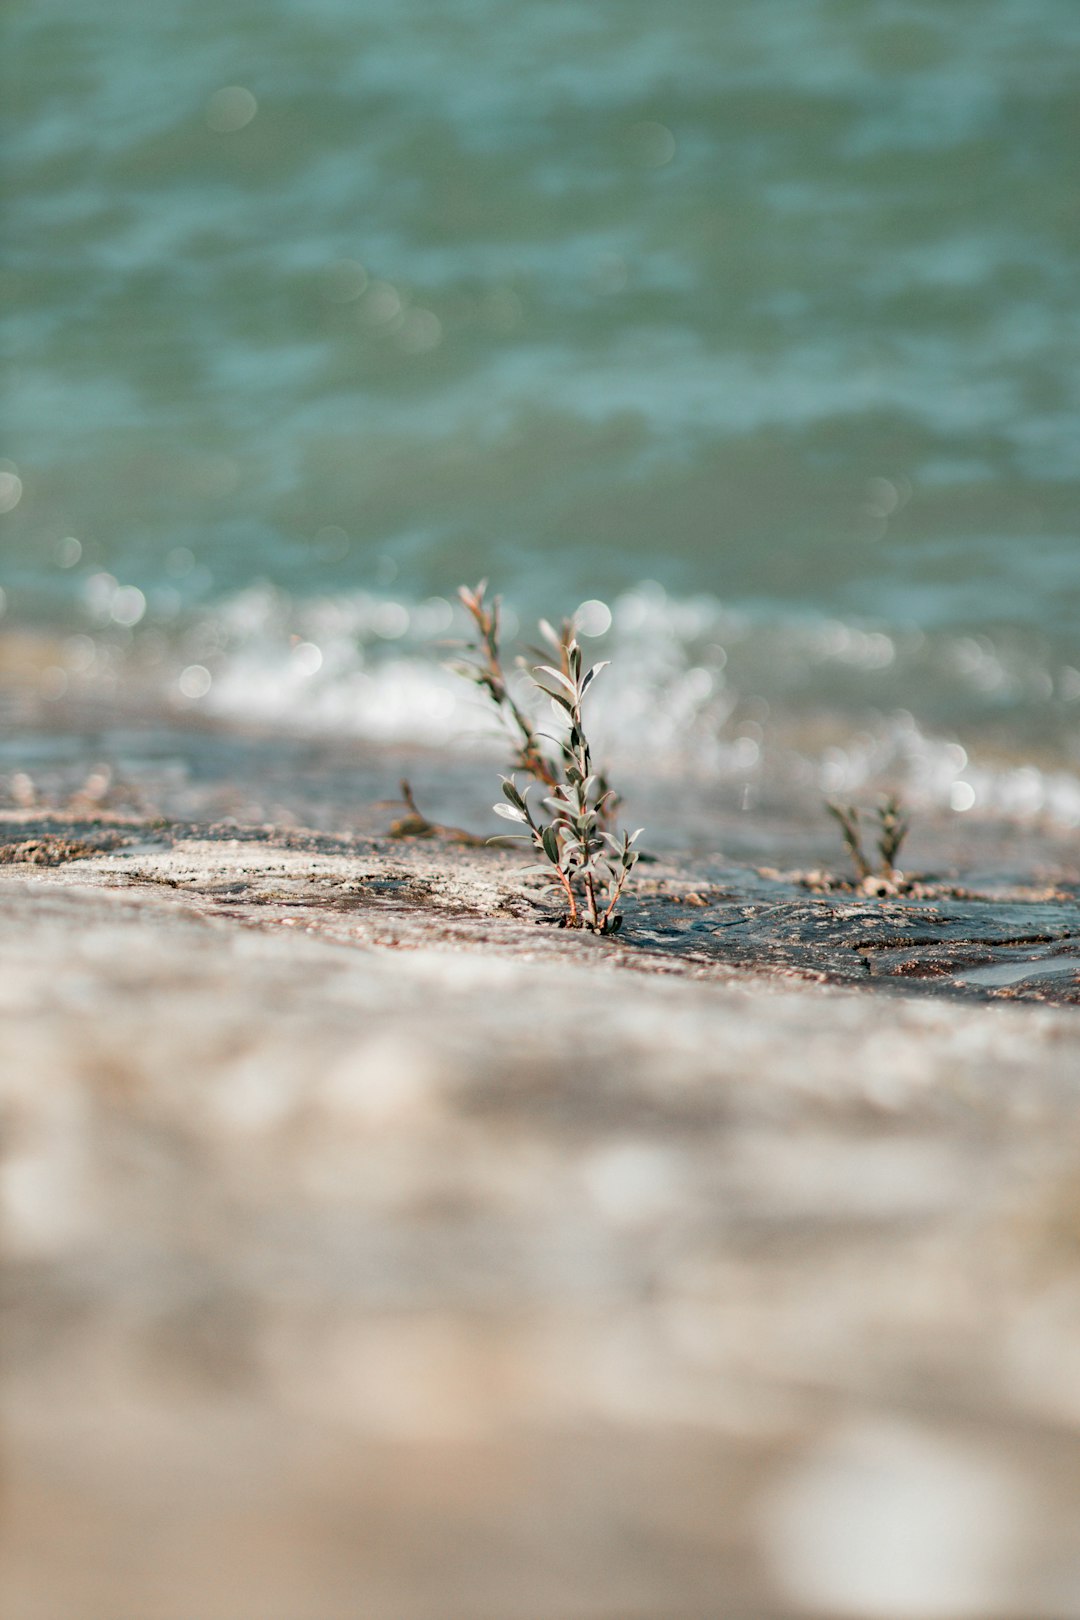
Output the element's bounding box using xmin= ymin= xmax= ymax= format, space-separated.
xmin=2 ymin=0 xmax=1079 ymax=819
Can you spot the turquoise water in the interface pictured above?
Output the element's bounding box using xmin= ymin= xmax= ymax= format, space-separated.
xmin=2 ymin=0 xmax=1079 ymax=804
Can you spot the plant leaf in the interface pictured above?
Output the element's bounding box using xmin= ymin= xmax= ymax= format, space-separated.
xmin=537 ymin=689 xmax=574 ymax=717
xmin=534 ymin=664 xmax=577 ymax=697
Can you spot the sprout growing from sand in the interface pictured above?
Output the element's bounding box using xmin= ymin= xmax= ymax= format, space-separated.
xmin=826 ymin=793 xmax=910 ymax=886
xmin=454 ymin=582 xmax=620 ymax=825
xmin=454 ymin=582 xmax=641 ymax=933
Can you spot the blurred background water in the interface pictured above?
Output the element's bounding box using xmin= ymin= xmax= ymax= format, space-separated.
xmin=2 ymin=0 xmax=1079 ymax=821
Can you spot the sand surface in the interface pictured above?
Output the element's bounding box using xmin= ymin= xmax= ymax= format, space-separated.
xmin=3 ymin=812 xmax=1080 ymax=1618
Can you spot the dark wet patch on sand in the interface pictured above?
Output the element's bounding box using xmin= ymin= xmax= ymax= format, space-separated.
xmin=4 ymin=812 xmax=1077 ymax=1007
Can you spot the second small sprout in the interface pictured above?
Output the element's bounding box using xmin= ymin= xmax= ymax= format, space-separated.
xmin=826 ymin=793 xmax=910 ymax=884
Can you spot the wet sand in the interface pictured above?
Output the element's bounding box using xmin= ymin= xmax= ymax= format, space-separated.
xmin=2 ymin=803 xmax=1080 ymax=1618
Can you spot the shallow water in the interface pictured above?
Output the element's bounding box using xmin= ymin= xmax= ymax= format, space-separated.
xmin=2 ymin=0 xmax=1079 ymax=810
xmin=958 ymin=952 xmax=1080 ymax=988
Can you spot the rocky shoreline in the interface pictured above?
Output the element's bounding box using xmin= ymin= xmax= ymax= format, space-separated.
xmin=2 ymin=810 xmax=1078 ymax=1002
xmin=3 ymin=809 xmax=1080 ymax=1617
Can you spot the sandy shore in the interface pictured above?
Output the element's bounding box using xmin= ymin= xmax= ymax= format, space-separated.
xmin=3 ymin=811 xmax=1080 ymax=1618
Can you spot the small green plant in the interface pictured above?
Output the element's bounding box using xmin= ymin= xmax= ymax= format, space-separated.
xmin=454 ymin=582 xmax=641 ymax=933
xmin=826 ymin=793 xmax=910 ymax=884
xmin=455 ymin=582 xmax=620 ymax=828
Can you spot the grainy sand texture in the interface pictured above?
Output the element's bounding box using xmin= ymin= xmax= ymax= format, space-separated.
xmin=2 ymin=814 xmax=1080 ymax=1618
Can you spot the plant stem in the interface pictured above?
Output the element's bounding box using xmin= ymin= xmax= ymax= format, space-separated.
xmin=599 ymin=867 xmax=629 ymax=931
xmin=564 ymin=667 xmax=602 ymax=930
xmin=556 ymin=864 xmax=579 ymax=926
